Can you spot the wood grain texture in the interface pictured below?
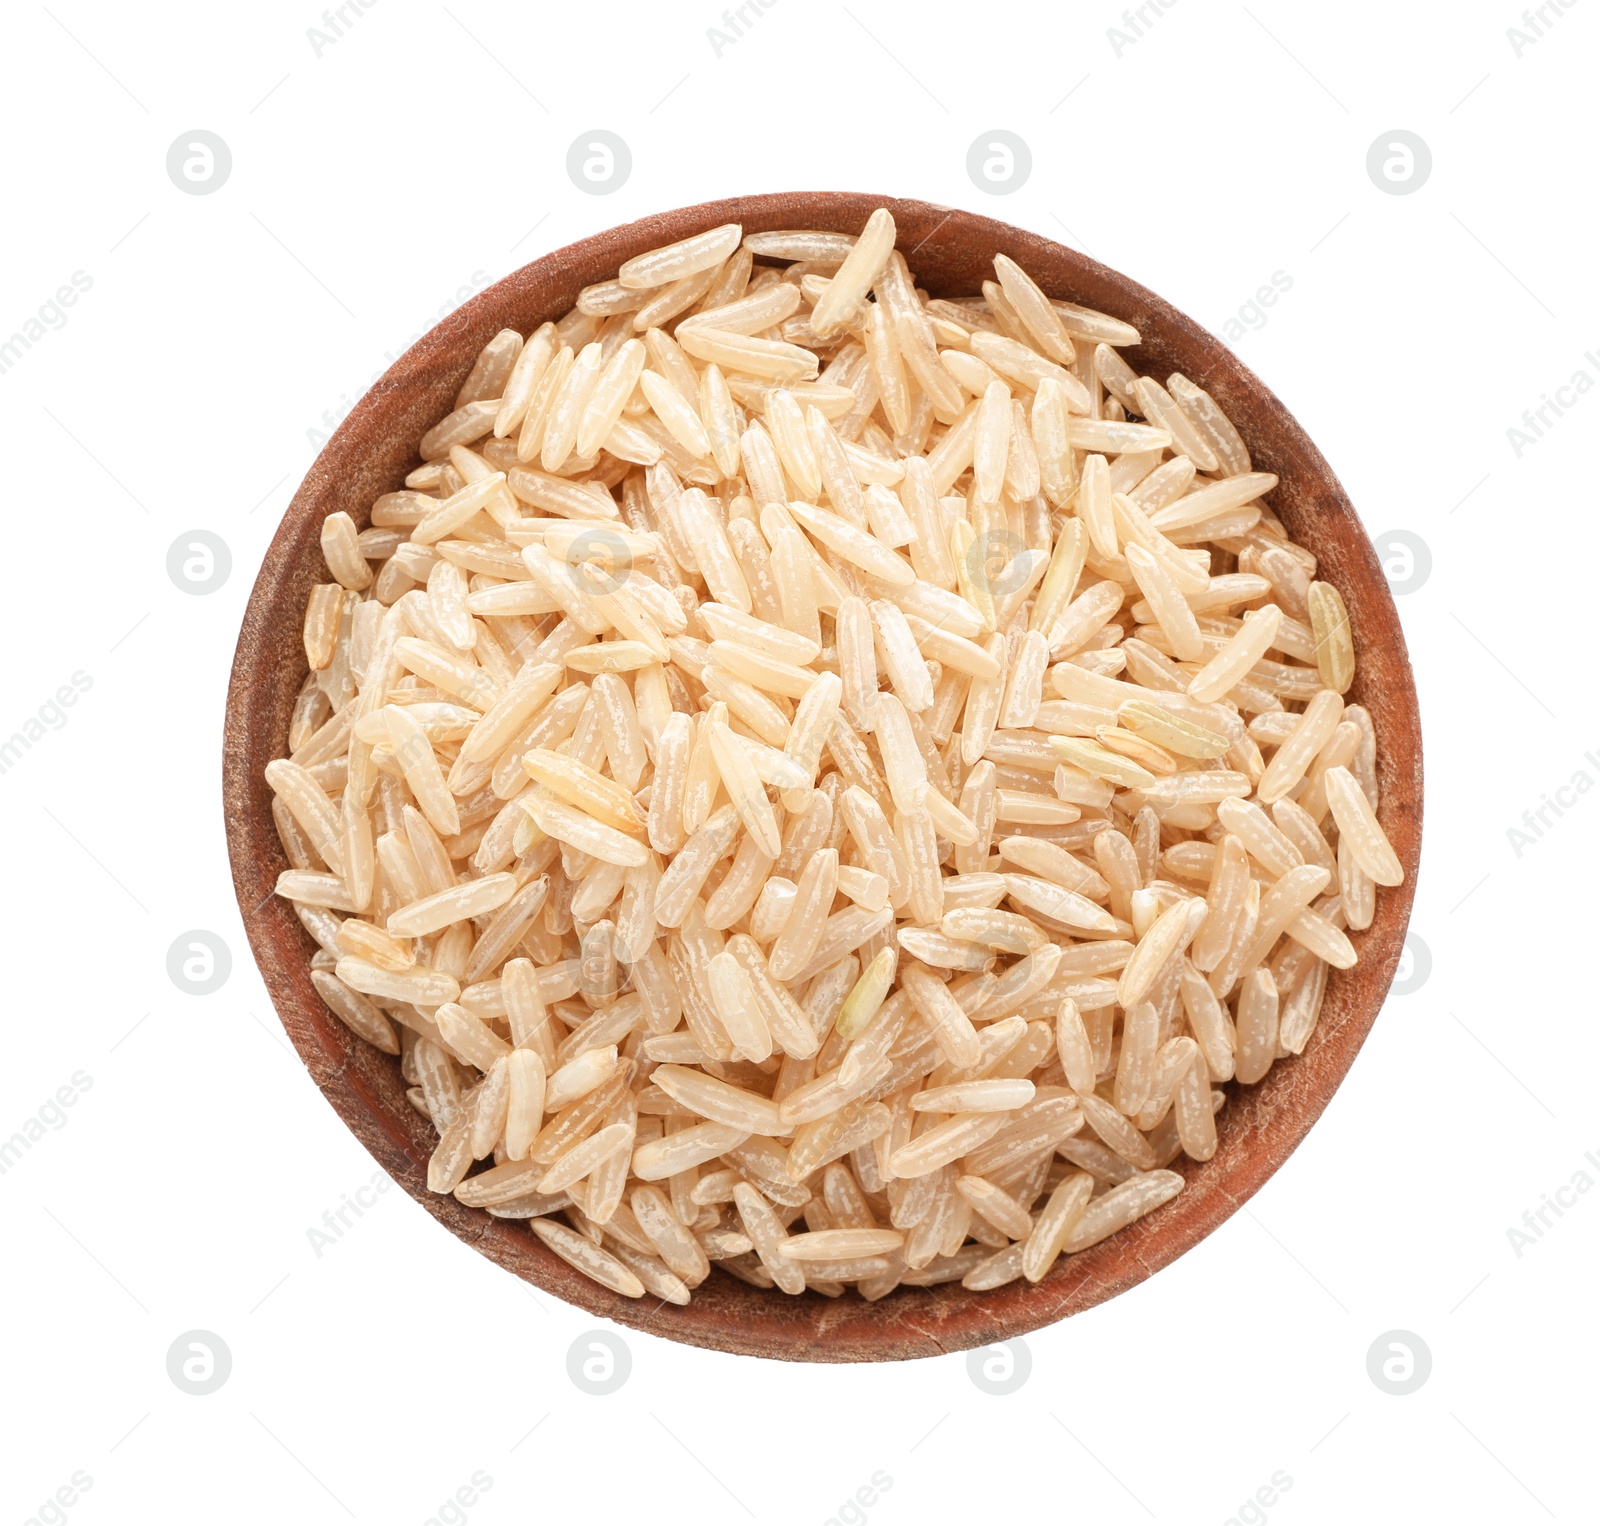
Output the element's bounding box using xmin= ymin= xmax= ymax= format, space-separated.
xmin=222 ymin=193 xmax=1423 ymax=1363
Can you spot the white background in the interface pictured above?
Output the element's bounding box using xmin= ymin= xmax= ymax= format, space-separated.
xmin=1 ymin=1 xmax=1592 ymax=1522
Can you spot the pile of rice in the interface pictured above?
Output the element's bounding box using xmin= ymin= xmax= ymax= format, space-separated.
xmin=269 ymin=208 xmax=1403 ymax=1304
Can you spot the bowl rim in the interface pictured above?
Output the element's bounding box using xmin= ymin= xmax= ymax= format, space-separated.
xmin=223 ymin=191 xmax=1422 ymax=1363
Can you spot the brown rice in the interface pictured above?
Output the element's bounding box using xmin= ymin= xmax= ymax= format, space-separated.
xmin=270 ymin=208 xmax=1402 ymax=1306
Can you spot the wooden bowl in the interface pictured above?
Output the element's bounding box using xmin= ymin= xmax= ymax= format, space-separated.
xmin=223 ymin=193 xmax=1422 ymax=1362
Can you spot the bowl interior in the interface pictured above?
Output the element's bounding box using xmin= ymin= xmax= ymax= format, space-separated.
xmin=223 ymin=192 xmax=1422 ymax=1362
